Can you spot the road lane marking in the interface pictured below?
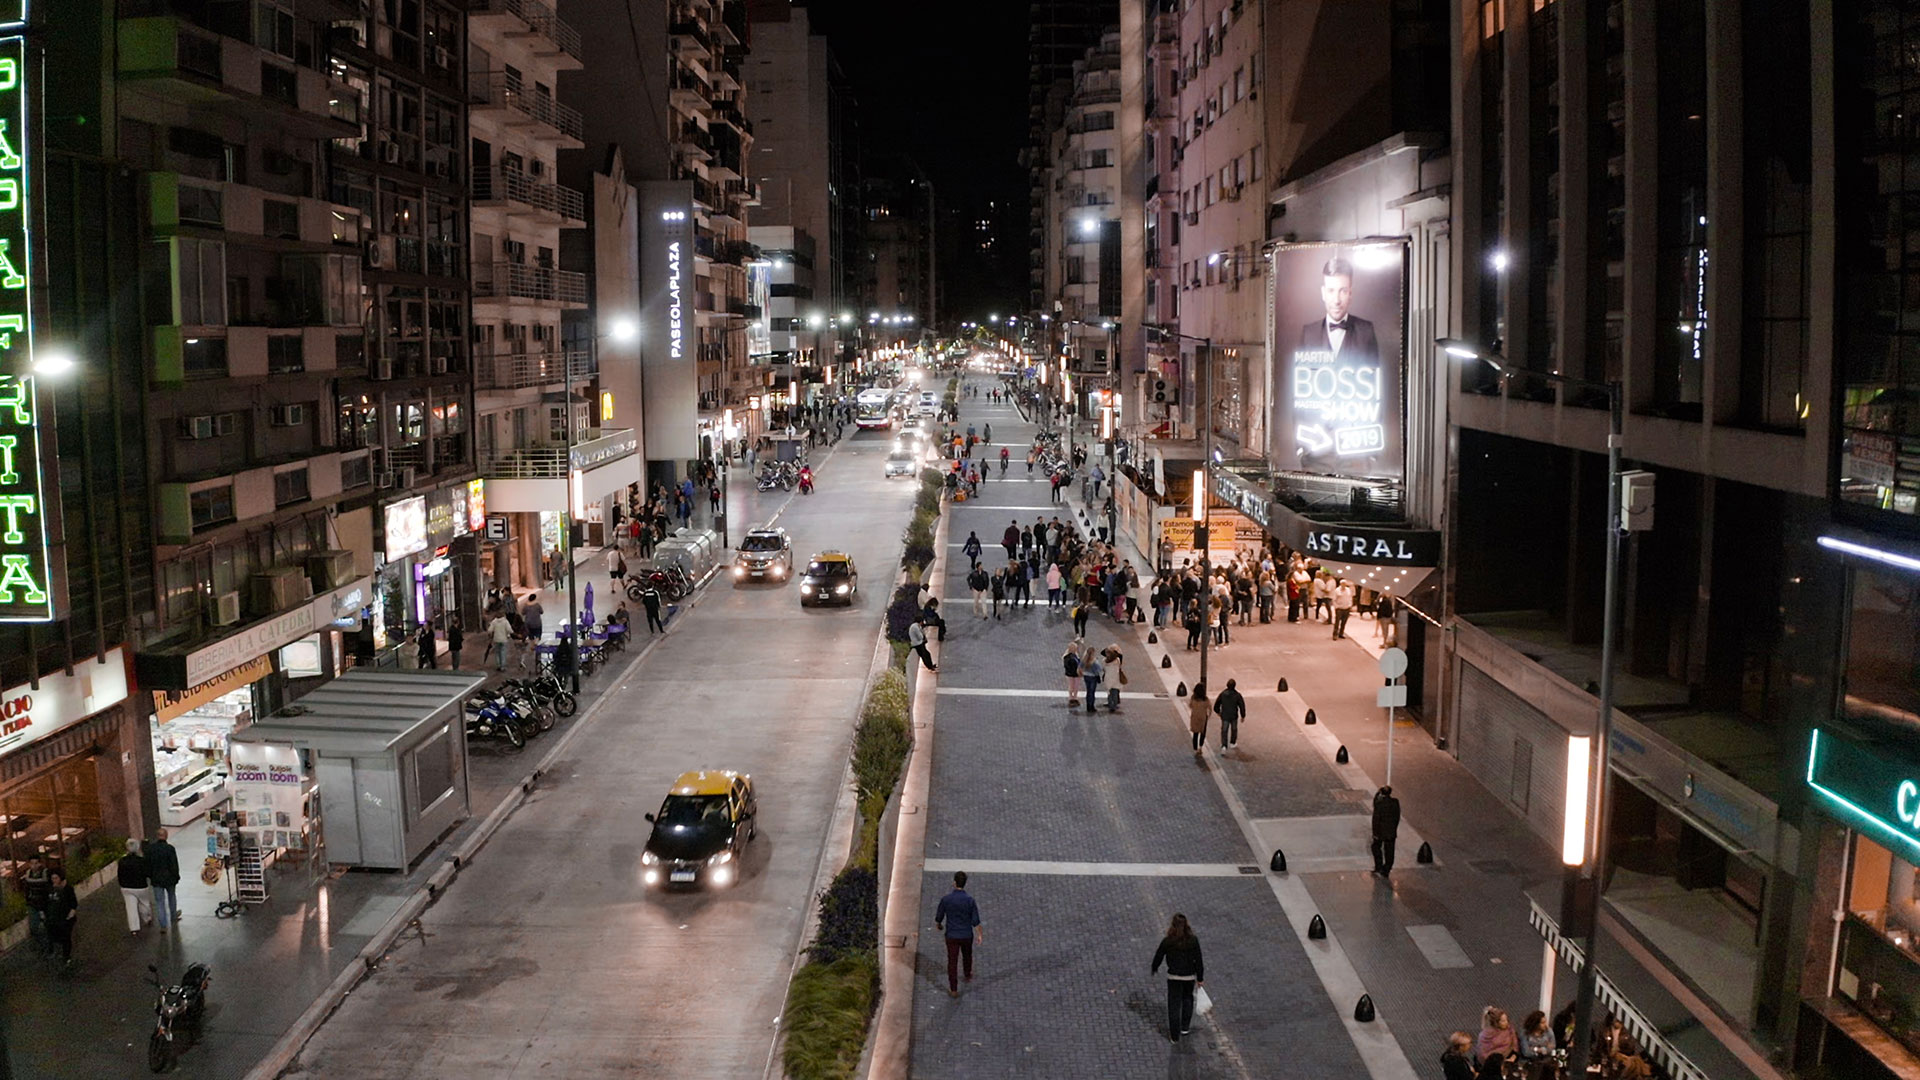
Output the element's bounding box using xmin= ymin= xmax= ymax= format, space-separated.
xmin=923 ymin=858 xmax=1256 ymax=877
xmin=936 ymin=687 xmax=1164 ymax=700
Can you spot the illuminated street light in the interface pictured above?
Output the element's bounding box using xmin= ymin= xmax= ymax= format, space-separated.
xmin=608 ymin=318 xmax=639 ymax=344
xmin=31 ymin=347 xmax=75 ymax=376
xmin=1079 ymin=216 xmax=1100 ymax=238
xmin=807 ymin=313 xmax=825 ymax=329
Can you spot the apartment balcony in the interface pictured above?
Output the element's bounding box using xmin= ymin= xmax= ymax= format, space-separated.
xmin=670 ymin=67 xmax=713 ymax=116
xmin=152 ymin=326 xmax=357 ymax=384
xmin=466 ymin=0 xmax=584 ymax=69
xmin=679 ymin=123 xmax=714 ymax=159
xmin=1074 ymin=86 xmax=1121 ymax=107
xmin=471 ymin=167 xmax=585 ymax=225
xmin=473 ymin=262 xmax=589 ymax=307
xmin=155 ymin=452 xmax=354 ymax=545
xmin=480 ymin=429 xmax=641 ymax=513
xmin=713 ymin=103 xmax=753 ymax=135
xmin=146 ymin=173 xmax=363 ymax=248
xmin=1153 ymin=10 xmax=1180 ymax=47
xmin=117 ymin=16 xmax=359 ymax=141
xmin=474 ymin=349 xmax=592 ymax=391
xmin=469 ymin=72 xmax=585 ymax=147
xmin=715 ymin=239 xmax=756 ymax=266
xmin=669 ymin=20 xmax=712 ymax=60
xmin=725 ymin=178 xmax=760 ymax=207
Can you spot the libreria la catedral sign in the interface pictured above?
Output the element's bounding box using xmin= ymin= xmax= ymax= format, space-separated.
xmin=0 ymin=11 xmax=52 ymax=624
xmin=1807 ymin=728 xmax=1920 ymax=861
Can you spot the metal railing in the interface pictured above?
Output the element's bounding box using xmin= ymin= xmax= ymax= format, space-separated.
xmin=474 ymin=349 xmax=592 ymax=391
xmin=466 ymin=0 xmax=583 ymax=62
xmin=480 ymin=428 xmax=636 ymax=479
xmin=474 ymin=262 xmax=589 ymax=305
xmin=469 ymin=72 xmax=584 ymax=141
xmin=471 ymin=167 xmax=585 ymax=221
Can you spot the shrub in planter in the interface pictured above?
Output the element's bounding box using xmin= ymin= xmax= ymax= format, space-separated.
xmin=808 ymin=863 xmax=880 ymax=964
xmin=782 ymin=950 xmax=880 ymax=1080
xmin=854 ymin=669 xmax=912 ymax=802
xmin=885 ymin=583 xmax=922 ymax=642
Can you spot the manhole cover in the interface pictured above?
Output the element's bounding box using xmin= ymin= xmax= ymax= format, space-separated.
xmin=1237 ymin=866 xmax=1262 ymax=875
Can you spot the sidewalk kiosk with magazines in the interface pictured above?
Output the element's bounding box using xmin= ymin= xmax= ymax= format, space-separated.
xmin=229 ymin=670 xmax=484 ymax=870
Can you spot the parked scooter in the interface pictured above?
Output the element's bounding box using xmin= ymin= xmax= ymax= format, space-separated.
xmin=147 ymin=961 xmax=211 ymax=1073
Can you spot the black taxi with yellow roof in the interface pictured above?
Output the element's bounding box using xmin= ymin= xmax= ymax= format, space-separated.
xmin=798 ymin=550 xmax=859 ymax=607
xmin=640 ymin=769 xmax=757 ymax=889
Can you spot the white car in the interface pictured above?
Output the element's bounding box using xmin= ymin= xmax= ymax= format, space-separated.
xmin=884 ymin=449 xmax=919 ymax=478
xmin=916 ymin=392 xmax=939 ymax=417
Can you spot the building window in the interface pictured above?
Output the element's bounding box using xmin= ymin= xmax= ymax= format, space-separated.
xmin=191 ymin=485 xmax=236 ymax=530
xmin=274 ymin=467 xmax=310 ymax=508
xmin=1839 ymin=832 xmax=1920 ymax=1059
xmin=263 ymin=199 xmax=299 ymax=239
xmin=172 ymin=238 xmax=226 ymax=326
xmin=1086 ymin=149 xmax=1113 ymax=168
xmin=341 ymin=452 xmax=373 ymax=489
xmin=1083 ymin=110 xmax=1115 ymax=132
xmin=183 ymin=336 xmax=228 ymax=380
xmin=268 ymin=333 xmax=305 ymax=374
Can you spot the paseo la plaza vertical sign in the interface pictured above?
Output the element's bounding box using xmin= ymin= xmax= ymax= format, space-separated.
xmin=0 ymin=4 xmax=49 ymax=624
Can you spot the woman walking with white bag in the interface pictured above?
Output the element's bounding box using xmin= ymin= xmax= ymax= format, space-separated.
xmin=1151 ymin=913 xmax=1206 ymax=1042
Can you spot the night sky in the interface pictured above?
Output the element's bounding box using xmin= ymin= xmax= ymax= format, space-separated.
xmin=799 ymin=0 xmax=1032 ymax=320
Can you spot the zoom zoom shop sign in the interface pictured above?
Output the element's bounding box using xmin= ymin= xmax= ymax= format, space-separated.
xmin=0 ymin=27 xmax=51 ymax=624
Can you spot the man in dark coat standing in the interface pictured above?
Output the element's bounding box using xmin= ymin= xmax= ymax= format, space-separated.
xmin=146 ymin=828 xmax=183 ymax=932
xmin=1371 ymin=785 xmax=1402 ymax=877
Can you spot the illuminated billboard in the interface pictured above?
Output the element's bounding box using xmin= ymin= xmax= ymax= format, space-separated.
xmin=1269 ymin=241 xmax=1407 ymax=482
xmin=0 ymin=23 xmax=53 ymax=622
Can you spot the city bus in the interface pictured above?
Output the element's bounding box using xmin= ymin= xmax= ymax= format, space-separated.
xmin=855 ymin=387 xmax=895 ymax=430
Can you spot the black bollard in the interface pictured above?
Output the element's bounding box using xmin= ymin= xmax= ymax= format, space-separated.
xmin=1417 ymin=841 xmax=1434 ymax=865
xmin=1354 ymin=995 xmax=1376 ymax=1022
xmin=1270 ymin=849 xmax=1287 ymax=872
xmin=1161 ymin=654 xmax=1173 ymax=669
xmin=1308 ymin=914 xmax=1327 ymax=940
xmin=1277 ymin=677 xmax=1288 ymax=693
xmin=1304 ymin=708 xmax=1316 ymax=725
xmin=1335 ymin=745 xmax=1349 ymax=764
xmin=1147 ymin=631 xmax=1159 ymax=645
xmin=1175 ymin=681 xmax=1187 ymax=697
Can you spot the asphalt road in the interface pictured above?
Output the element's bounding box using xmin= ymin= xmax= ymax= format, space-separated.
xmin=287 ymin=429 xmax=916 ymax=1079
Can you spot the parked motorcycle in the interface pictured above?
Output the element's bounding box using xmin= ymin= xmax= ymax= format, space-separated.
xmin=507 ymin=675 xmax=577 ymax=718
xmin=625 ymin=569 xmax=685 ymax=603
xmin=464 ymin=695 xmax=527 ymax=751
xmin=475 ymin=686 xmax=553 ymax=734
xmin=147 ymin=961 xmax=211 ymax=1073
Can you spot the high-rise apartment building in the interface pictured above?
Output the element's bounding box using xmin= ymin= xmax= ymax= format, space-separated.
xmin=466 ymin=0 xmax=628 ymax=589
xmin=1027 ymin=0 xmax=1112 ymax=314
xmin=745 ymin=0 xmax=846 ymax=386
xmin=861 ymin=167 xmax=936 ymax=331
xmin=1042 ymin=30 xmax=1122 ymax=385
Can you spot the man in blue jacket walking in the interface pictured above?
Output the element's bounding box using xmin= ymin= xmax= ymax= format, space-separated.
xmin=933 ymin=870 xmax=984 ymax=998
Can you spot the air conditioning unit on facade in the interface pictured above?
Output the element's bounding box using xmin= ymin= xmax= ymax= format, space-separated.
xmin=181 ymin=414 xmax=216 ymax=439
xmin=208 ymin=591 xmax=242 ymax=627
xmin=395 ymin=466 xmax=417 ymax=489
xmin=249 ymin=567 xmax=313 ymax=617
xmin=306 ymin=550 xmax=357 ymax=591
xmin=375 ymin=471 xmax=396 ymax=489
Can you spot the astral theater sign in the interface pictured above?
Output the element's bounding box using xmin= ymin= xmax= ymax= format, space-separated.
xmin=0 ymin=11 xmax=52 ymax=624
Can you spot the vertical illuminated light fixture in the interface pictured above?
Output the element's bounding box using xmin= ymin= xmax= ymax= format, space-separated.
xmin=0 ymin=9 xmax=54 ymax=623
xmin=1562 ymin=736 xmax=1591 ymax=865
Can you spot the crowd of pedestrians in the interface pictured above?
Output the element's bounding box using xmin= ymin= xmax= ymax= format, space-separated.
xmin=1443 ymin=1003 xmax=1656 ymax=1080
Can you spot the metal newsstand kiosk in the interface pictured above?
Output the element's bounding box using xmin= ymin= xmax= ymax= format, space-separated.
xmin=230 ymin=670 xmax=485 ymax=870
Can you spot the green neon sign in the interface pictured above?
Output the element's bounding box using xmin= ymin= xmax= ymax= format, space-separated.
xmin=0 ymin=28 xmax=48 ymax=623
xmin=1807 ymin=728 xmax=1920 ymax=860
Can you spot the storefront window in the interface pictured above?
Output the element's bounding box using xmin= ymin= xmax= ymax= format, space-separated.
xmin=153 ymin=679 xmax=262 ymax=829
xmin=1 ymin=757 xmax=108 ymax=883
xmin=1841 ymin=833 xmax=1920 ymax=1054
xmin=1845 ymin=562 xmax=1920 ymax=731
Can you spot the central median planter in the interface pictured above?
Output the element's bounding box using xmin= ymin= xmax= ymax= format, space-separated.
xmin=779 ymin=467 xmax=944 ymax=1080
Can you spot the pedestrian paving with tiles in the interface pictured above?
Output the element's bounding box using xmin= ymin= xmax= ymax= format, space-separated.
xmin=902 ymin=384 xmax=1573 ymax=1080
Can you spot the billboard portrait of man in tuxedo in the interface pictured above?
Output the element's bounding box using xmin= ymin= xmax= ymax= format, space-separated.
xmin=1297 ymin=256 xmax=1380 ymax=366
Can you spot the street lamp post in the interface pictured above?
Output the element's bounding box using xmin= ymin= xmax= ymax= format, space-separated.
xmin=1438 ymin=338 xmax=1627 ymax=1067
xmin=1148 ymin=325 xmax=1214 ymax=687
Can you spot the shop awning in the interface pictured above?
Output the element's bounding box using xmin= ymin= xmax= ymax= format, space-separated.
xmin=232 ymin=670 xmax=485 ymax=755
xmin=1528 ymin=895 xmax=1768 ymax=1080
